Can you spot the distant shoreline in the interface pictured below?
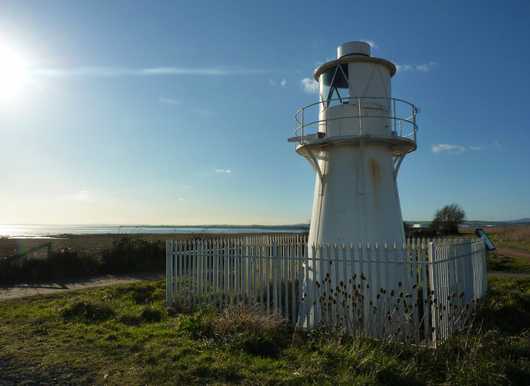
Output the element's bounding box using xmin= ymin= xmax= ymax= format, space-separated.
xmin=0 ymin=225 xmax=309 ymax=239
xmin=3 ymin=221 xmax=530 ymax=239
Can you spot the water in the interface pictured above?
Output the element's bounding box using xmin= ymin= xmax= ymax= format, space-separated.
xmin=0 ymin=224 xmax=309 ymax=238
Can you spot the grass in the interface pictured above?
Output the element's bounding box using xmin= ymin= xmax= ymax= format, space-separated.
xmin=488 ymin=252 xmax=530 ymax=274
xmin=1 ymin=276 xmax=529 ymax=385
xmin=483 ymin=225 xmax=530 ymax=274
xmin=489 ymin=226 xmax=530 ymax=253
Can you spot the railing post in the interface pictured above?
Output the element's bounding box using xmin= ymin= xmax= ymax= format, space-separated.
xmin=165 ymin=240 xmax=170 ymax=305
xmin=393 ymin=98 xmax=396 ymax=135
xmin=357 ymin=97 xmax=362 ymax=135
xmin=301 ymin=107 xmax=304 ymax=144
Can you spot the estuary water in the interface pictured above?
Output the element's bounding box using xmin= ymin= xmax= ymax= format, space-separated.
xmin=0 ymin=224 xmax=309 ymax=238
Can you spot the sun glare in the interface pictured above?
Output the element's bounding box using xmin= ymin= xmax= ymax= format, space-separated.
xmin=0 ymin=42 xmax=30 ymax=103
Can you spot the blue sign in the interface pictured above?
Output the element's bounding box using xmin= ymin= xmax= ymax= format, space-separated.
xmin=475 ymin=228 xmax=496 ymax=251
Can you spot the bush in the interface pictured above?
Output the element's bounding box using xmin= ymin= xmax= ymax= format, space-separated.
xmin=0 ymin=249 xmax=101 ymax=285
xmin=141 ymin=307 xmax=163 ymax=323
xmin=100 ymin=238 xmax=164 ymax=274
xmin=213 ymin=306 xmax=289 ymax=357
xmin=177 ymin=306 xmax=288 ymax=357
xmin=0 ymin=237 xmax=165 ymax=285
xmin=431 ymin=203 xmax=466 ymax=235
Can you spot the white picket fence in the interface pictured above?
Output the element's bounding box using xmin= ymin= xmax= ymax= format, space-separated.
xmin=165 ymin=234 xmax=487 ymax=346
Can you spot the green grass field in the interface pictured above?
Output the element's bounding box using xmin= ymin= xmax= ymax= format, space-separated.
xmin=486 ymin=226 xmax=530 ymax=274
xmin=1 ymin=275 xmax=529 ymax=385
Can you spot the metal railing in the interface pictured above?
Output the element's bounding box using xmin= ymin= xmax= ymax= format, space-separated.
xmin=294 ymin=96 xmax=418 ymax=145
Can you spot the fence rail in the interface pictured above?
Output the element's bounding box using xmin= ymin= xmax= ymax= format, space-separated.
xmin=166 ymin=235 xmax=487 ymax=346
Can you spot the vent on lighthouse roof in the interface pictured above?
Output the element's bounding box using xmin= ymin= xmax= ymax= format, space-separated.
xmin=337 ymin=41 xmax=371 ymax=58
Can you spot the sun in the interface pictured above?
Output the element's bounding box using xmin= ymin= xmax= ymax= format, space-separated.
xmin=0 ymin=42 xmax=30 ymax=103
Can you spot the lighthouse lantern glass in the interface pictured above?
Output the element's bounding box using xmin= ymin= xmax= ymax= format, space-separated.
xmin=319 ymin=64 xmax=349 ymax=107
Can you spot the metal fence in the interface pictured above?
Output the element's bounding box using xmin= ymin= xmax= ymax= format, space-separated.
xmin=166 ymin=235 xmax=487 ymax=346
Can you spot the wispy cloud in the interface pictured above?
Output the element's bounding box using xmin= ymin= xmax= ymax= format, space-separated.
xmin=362 ymin=39 xmax=378 ymax=49
xmin=396 ymin=61 xmax=437 ymax=73
xmin=433 ymin=142 xmax=500 ymax=154
xmin=432 ymin=144 xmax=467 ymax=154
xmin=31 ymin=66 xmax=268 ymax=78
xmin=159 ymin=97 xmax=181 ymax=105
xmin=301 ymin=78 xmax=319 ymax=94
xmin=62 ymin=190 xmax=93 ymax=202
xmin=269 ymin=78 xmax=287 ymax=87
xmin=432 ymin=143 xmax=487 ymax=154
xmin=215 ymin=168 xmax=232 ymax=174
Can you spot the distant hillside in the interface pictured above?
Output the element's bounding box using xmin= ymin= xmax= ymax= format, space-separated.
xmin=508 ymin=218 xmax=530 ymax=224
xmin=406 ymin=219 xmax=530 ymax=228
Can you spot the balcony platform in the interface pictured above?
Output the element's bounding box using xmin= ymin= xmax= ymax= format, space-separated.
xmin=290 ymin=133 xmax=417 ymax=157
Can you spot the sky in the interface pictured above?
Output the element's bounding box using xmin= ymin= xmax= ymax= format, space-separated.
xmin=1 ymin=0 xmax=529 ymax=225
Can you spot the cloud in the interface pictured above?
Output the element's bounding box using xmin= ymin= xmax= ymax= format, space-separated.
xmin=177 ymin=197 xmax=185 ymax=201
xmin=396 ymin=61 xmax=437 ymax=73
xmin=215 ymin=168 xmax=232 ymax=174
xmin=362 ymin=39 xmax=378 ymax=49
xmin=433 ymin=142 xmax=500 ymax=154
xmin=31 ymin=66 xmax=267 ymax=78
xmin=269 ymin=78 xmax=287 ymax=87
xmin=62 ymin=190 xmax=93 ymax=202
xmin=432 ymin=144 xmax=467 ymax=154
xmin=301 ymin=78 xmax=319 ymax=94
xmin=159 ymin=97 xmax=180 ymax=105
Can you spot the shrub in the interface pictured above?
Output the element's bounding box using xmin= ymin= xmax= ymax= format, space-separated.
xmin=141 ymin=307 xmax=163 ymax=323
xmin=213 ymin=306 xmax=289 ymax=357
xmin=0 ymin=249 xmax=101 ymax=285
xmin=431 ymin=203 xmax=466 ymax=235
xmin=100 ymin=238 xmax=164 ymax=274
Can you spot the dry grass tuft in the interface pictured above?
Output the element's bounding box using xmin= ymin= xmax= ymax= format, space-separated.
xmin=492 ymin=225 xmax=530 ymax=243
xmin=214 ymin=305 xmax=287 ymax=337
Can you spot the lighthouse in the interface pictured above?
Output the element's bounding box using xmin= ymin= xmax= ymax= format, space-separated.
xmin=290 ymin=41 xmax=418 ymax=247
xmin=290 ymin=42 xmax=419 ymax=327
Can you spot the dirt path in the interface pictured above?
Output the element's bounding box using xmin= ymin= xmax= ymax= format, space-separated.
xmin=0 ymin=274 xmax=163 ymax=302
xmin=496 ymin=247 xmax=530 ymax=259
xmin=489 ymin=271 xmax=530 ymax=278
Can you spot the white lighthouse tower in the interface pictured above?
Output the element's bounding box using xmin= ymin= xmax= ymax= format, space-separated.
xmin=291 ymin=42 xmax=419 ymax=327
xmin=290 ymin=41 xmax=418 ymax=247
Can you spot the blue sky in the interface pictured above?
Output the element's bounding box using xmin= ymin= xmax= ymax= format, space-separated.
xmin=1 ymin=0 xmax=529 ymax=225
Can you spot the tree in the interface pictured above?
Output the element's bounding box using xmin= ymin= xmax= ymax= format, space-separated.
xmin=431 ymin=204 xmax=466 ymax=235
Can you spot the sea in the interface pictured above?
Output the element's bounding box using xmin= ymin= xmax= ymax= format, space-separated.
xmin=0 ymin=224 xmax=309 ymax=239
